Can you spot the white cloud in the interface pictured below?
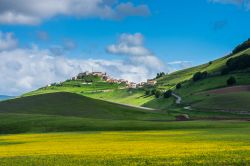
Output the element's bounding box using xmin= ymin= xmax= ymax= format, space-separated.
xmin=0 ymin=31 xmax=18 ymax=51
xmin=0 ymin=0 xmax=150 ymax=25
xmin=0 ymin=46 xmax=158 ymax=95
xmin=0 ymin=32 xmax=192 ymax=95
xmin=0 ymin=31 xmax=162 ymax=95
xmin=106 ymin=33 xmax=165 ymax=71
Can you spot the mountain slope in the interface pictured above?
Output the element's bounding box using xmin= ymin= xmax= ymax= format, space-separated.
xmin=157 ymin=47 xmax=250 ymax=113
xmin=157 ymin=48 xmax=250 ymax=89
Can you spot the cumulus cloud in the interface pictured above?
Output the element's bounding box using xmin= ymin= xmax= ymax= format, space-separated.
xmin=0 ymin=32 xmax=163 ymax=95
xmin=0 ymin=0 xmax=150 ymax=25
xmin=106 ymin=33 xmax=165 ymax=70
xmin=49 ymin=39 xmax=77 ymax=56
xmin=0 ymin=31 xmax=18 ymax=51
xmin=0 ymin=32 xmax=192 ymax=95
xmin=0 ymin=45 xmax=158 ymax=95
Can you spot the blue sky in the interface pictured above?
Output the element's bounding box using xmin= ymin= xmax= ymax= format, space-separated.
xmin=0 ymin=0 xmax=250 ymax=95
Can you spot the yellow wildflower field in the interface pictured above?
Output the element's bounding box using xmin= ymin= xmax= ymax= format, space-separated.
xmin=0 ymin=128 xmax=250 ymax=165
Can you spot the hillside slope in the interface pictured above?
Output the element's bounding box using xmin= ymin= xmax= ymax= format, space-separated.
xmin=157 ymin=48 xmax=250 ymax=89
xmin=0 ymin=92 xmax=169 ymax=120
xmin=15 ymin=41 xmax=250 ymax=114
xmin=0 ymin=92 xmax=180 ymax=134
xmin=158 ymin=48 xmax=250 ymax=113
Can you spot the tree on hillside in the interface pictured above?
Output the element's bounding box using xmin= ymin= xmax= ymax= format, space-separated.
xmin=151 ymin=89 xmax=157 ymax=95
xmin=145 ymin=90 xmax=151 ymax=96
xmin=193 ymin=71 xmax=208 ymax=82
xmin=226 ymin=54 xmax=250 ymax=71
xmin=156 ymin=72 xmax=166 ymax=79
xmin=232 ymin=39 xmax=250 ymax=54
xmin=155 ymin=90 xmax=162 ymax=98
xmin=164 ymin=90 xmax=172 ymax=98
xmin=227 ymin=76 xmax=236 ymax=86
xmin=176 ymin=83 xmax=182 ymax=89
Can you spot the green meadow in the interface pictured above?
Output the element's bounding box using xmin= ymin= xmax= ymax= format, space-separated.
xmin=1 ymin=47 xmax=250 ymax=165
xmin=0 ymin=92 xmax=250 ymax=165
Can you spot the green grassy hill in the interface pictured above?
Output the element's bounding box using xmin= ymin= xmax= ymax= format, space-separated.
xmin=1 ymin=41 xmax=250 ymax=166
xmin=163 ymin=49 xmax=250 ymax=112
xmin=1 ymin=92 xmax=247 ymax=134
xmin=25 ymin=80 xmax=124 ymax=97
xmin=157 ymin=48 xmax=250 ymax=89
xmin=4 ymin=41 xmax=250 ymax=122
xmin=0 ymin=92 xmax=179 ymax=134
xmin=0 ymin=92 xmax=169 ymax=120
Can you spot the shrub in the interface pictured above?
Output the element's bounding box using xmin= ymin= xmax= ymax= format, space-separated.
xmin=145 ymin=90 xmax=150 ymax=95
xmin=226 ymin=54 xmax=250 ymax=71
xmin=155 ymin=91 xmax=162 ymax=98
xmin=232 ymin=39 xmax=250 ymax=54
xmin=156 ymin=72 xmax=166 ymax=79
xmin=176 ymin=83 xmax=182 ymax=89
xmin=227 ymin=76 xmax=236 ymax=86
xmin=193 ymin=71 xmax=208 ymax=82
xmin=151 ymin=89 xmax=156 ymax=95
xmin=164 ymin=90 xmax=172 ymax=98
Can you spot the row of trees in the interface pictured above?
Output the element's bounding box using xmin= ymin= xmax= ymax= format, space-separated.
xmin=145 ymin=76 xmax=235 ymax=100
xmin=145 ymin=89 xmax=173 ymax=98
xmin=232 ymin=39 xmax=250 ymax=54
xmin=221 ymin=54 xmax=250 ymax=75
xmin=192 ymin=71 xmax=208 ymax=82
xmin=155 ymin=72 xmax=166 ymax=79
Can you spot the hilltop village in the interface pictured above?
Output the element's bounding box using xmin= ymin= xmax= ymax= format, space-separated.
xmin=72 ymin=71 xmax=157 ymax=89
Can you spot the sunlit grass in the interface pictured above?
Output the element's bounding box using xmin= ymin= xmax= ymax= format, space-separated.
xmin=1 ymin=125 xmax=250 ymax=165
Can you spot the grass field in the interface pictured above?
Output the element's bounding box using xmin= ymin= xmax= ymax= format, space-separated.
xmin=0 ymin=92 xmax=171 ymax=121
xmin=22 ymin=48 xmax=250 ymax=113
xmin=1 ymin=48 xmax=250 ymax=165
xmin=24 ymin=80 xmax=124 ymax=97
xmin=1 ymin=121 xmax=250 ymax=165
xmin=0 ymin=92 xmax=250 ymax=165
xmin=84 ymin=89 xmax=154 ymax=106
xmin=190 ymin=92 xmax=250 ymax=113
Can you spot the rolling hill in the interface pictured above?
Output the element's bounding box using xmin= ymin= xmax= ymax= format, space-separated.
xmin=1 ymin=39 xmax=250 ymax=136
xmin=0 ymin=92 xmax=169 ymax=120
xmin=0 ymin=92 xmax=179 ymax=134
xmin=84 ymin=46 xmax=250 ymax=113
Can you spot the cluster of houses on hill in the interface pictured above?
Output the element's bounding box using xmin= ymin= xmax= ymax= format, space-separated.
xmin=72 ymin=71 xmax=157 ymax=89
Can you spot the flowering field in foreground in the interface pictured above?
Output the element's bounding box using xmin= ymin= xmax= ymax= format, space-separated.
xmin=1 ymin=123 xmax=250 ymax=166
